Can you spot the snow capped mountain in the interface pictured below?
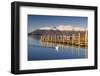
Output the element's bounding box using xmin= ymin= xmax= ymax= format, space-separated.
xmin=56 ymin=25 xmax=73 ymax=31
xmin=39 ymin=26 xmax=54 ymax=30
xmin=39 ymin=26 xmax=58 ymax=30
xmin=39 ymin=25 xmax=87 ymax=31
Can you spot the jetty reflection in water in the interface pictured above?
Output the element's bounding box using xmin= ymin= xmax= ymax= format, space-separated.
xmin=40 ymin=41 xmax=87 ymax=57
xmin=28 ymin=35 xmax=88 ymax=61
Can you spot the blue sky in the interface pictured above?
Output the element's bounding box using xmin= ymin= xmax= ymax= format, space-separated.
xmin=28 ymin=15 xmax=88 ymax=33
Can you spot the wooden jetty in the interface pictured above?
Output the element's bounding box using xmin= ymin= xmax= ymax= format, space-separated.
xmin=40 ymin=31 xmax=88 ymax=47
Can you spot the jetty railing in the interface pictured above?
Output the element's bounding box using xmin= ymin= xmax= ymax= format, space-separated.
xmin=40 ymin=31 xmax=88 ymax=47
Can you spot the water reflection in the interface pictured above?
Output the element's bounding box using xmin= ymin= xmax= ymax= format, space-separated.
xmin=40 ymin=40 xmax=88 ymax=58
xmin=28 ymin=35 xmax=88 ymax=61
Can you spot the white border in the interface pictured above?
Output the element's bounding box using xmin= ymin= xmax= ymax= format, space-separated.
xmin=20 ymin=6 xmax=95 ymax=70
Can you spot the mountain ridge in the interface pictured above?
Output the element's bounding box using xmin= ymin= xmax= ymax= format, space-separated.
xmin=28 ymin=25 xmax=87 ymax=35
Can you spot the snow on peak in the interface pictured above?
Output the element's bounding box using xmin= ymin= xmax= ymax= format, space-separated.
xmin=56 ymin=25 xmax=73 ymax=31
xmin=39 ymin=25 xmax=87 ymax=31
xmin=39 ymin=26 xmax=54 ymax=30
xmin=39 ymin=26 xmax=57 ymax=30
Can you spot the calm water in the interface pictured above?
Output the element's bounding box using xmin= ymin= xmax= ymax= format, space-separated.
xmin=28 ymin=35 xmax=88 ymax=61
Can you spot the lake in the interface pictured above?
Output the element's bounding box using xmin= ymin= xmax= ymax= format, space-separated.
xmin=28 ymin=35 xmax=88 ymax=61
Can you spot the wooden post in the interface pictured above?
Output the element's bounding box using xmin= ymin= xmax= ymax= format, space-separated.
xmin=66 ymin=35 xmax=68 ymax=44
xmin=63 ymin=34 xmax=65 ymax=43
xmin=72 ymin=34 xmax=75 ymax=45
xmin=51 ymin=35 xmax=52 ymax=42
xmin=49 ymin=35 xmax=50 ymax=41
xmin=85 ymin=31 xmax=88 ymax=46
xmin=78 ymin=33 xmax=80 ymax=45
xmin=47 ymin=35 xmax=48 ymax=41
xmin=42 ymin=36 xmax=43 ymax=41
xmin=44 ymin=35 xmax=45 ymax=41
xmin=55 ymin=35 xmax=56 ymax=43
xmin=48 ymin=34 xmax=49 ymax=41
xmin=50 ymin=35 xmax=51 ymax=41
